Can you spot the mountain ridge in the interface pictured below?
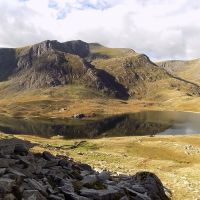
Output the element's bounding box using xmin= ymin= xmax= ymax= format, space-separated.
xmin=0 ymin=39 xmax=200 ymax=100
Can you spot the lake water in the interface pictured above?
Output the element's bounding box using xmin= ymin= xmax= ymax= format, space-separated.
xmin=0 ymin=111 xmax=199 ymax=138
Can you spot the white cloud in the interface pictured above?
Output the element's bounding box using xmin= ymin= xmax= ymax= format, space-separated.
xmin=0 ymin=0 xmax=200 ymax=60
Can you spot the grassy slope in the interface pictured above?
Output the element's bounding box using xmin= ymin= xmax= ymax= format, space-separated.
xmin=174 ymin=59 xmax=200 ymax=85
xmin=1 ymin=133 xmax=199 ymax=200
xmin=0 ymin=81 xmax=161 ymax=117
xmin=157 ymin=59 xmax=200 ymax=85
xmin=89 ymin=43 xmax=136 ymax=58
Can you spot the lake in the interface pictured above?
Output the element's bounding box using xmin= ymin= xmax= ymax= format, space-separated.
xmin=0 ymin=111 xmax=199 ymax=138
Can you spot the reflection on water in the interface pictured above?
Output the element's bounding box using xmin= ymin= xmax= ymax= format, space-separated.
xmin=0 ymin=111 xmax=199 ymax=138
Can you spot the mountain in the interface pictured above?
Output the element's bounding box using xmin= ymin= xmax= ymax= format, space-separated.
xmin=0 ymin=39 xmax=200 ymax=102
xmin=157 ymin=59 xmax=200 ymax=86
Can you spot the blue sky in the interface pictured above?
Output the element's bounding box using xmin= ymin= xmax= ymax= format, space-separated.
xmin=0 ymin=0 xmax=200 ymax=61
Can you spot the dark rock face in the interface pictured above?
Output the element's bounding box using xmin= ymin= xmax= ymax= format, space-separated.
xmin=63 ymin=40 xmax=90 ymax=58
xmin=0 ymin=139 xmax=170 ymax=200
xmin=0 ymin=40 xmax=131 ymax=99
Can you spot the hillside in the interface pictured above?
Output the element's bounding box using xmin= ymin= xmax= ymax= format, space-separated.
xmin=157 ymin=59 xmax=200 ymax=86
xmin=1 ymin=40 xmax=200 ymax=117
xmin=0 ymin=40 xmax=200 ymax=98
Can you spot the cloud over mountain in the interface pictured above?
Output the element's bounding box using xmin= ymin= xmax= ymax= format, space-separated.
xmin=0 ymin=0 xmax=200 ymax=60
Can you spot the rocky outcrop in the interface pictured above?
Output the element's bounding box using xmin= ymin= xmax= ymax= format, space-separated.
xmin=0 ymin=40 xmax=130 ymax=99
xmin=0 ymin=139 xmax=170 ymax=200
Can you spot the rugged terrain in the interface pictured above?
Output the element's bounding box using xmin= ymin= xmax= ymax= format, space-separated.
xmin=0 ymin=137 xmax=170 ymax=200
xmin=1 ymin=40 xmax=200 ymax=117
xmin=1 ymin=133 xmax=199 ymax=200
xmin=0 ymin=40 xmax=200 ymax=200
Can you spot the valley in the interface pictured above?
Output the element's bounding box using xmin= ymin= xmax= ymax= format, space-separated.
xmin=0 ymin=40 xmax=200 ymax=199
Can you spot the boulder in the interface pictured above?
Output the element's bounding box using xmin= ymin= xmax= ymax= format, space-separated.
xmin=98 ymin=171 xmax=110 ymax=182
xmin=82 ymin=175 xmax=98 ymax=186
xmin=14 ymin=144 xmax=28 ymax=155
xmin=133 ymin=172 xmax=170 ymax=200
xmin=43 ymin=151 xmax=55 ymax=161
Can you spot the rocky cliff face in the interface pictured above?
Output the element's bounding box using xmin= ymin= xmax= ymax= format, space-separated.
xmin=0 ymin=40 xmax=200 ymax=99
xmin=0 ymin=40 xmax=129 ymax=98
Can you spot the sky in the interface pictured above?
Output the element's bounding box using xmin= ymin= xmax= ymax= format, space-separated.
xmin=0 ymin=0 xmax=200 ymax=61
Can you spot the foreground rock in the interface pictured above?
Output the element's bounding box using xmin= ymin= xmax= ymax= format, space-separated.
xmin=0 ymin=139 xmax=170 ymax=200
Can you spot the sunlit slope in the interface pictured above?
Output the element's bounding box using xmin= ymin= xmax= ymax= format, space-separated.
xmin=157 ymin=59 xmax=200 ymax=85
xmin=0 ymin=39 xmax=200 ymax=117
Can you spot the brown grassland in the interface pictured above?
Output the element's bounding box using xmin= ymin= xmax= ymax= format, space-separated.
xmin=0 ymin=133 xmax=199 ymax=200
xmin=0 ymin=83 xmax=200 ymax=200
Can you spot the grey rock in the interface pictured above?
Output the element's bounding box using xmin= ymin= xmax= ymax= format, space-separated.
xmin=80 ymin=170 xmax=91 ymax=177
xmin=120 ymin=196 xmax=129 ymax=200
xmin=0 ymin=177 xmax=16 ymax=192
xmin=80 ymin=188 xmax=123 ymax=200
xmin=79 ymin=163 xmax=93 ymax=171
xmin=36 ymin=158 xmax=47 ymax=169
xmin=14 ymin=144 xmax=28 ymax=155
xmin=131 ymin=185 xmax=146 ymax=194
xmin=41 ymin=169 xmax=50 ymax=175
xmin=18 ymin=156 xmax=31 ymax=166
xmin=8 ymin=168 xmax=26 ymax=178
xmin=43 ymin=151 xmax=55 ymax=161
xmin=0 ymin=158 xmax=16 ymax=168
xmin=61 ymin=191 xmax=90 ymax=200
xmin=82 ymin=175 xmax=98 ymax=186
xmin=0 ymin=146 xmax=15 ymax=155
xmin=125 ymin=187 xmax=151 ymax=200
xmin=0 ymin=168 xmax=6 ymax=176
xmin=58 ymin=159 xmax=69 ymax=167
xmin=98 ymin=171 xmax=110 ymax=182
xmin=49 ymin=194 xmax=65 ymax=200
xmin=0 ymin=140 xmax=170 ymax=200
xmin=133 ymin=172 xmax=170 ymax=200
xmin=26 ymin=179 xmax=47 ymax=196
xmin=44 ymin=160 xmax=59 ymax=168
xmin=58 ymin=179 xmax=74 ymax=193
xmin=4 ymin=193 xmax=16 ymax=200
xmin=23 ymin=190 xmax=47 ymax=200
